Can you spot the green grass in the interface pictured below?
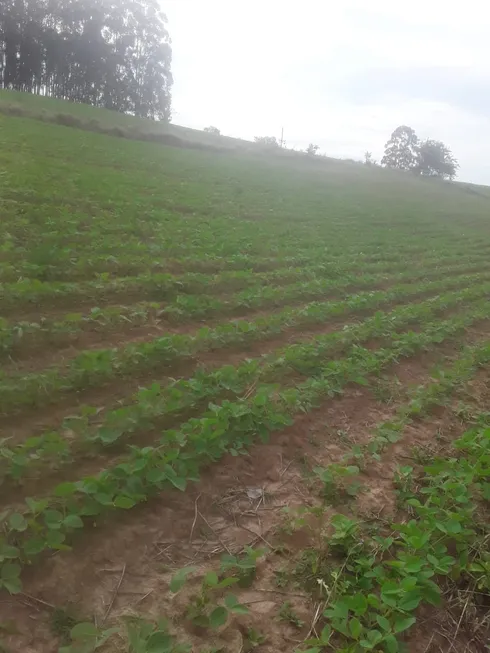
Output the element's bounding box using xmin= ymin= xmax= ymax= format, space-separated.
xmin=0 ymin=89 xmax=247 ymax=150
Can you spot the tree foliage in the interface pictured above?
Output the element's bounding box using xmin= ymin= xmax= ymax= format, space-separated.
xmin=364 ymin=151 xmax=376 ymax=166
xmin=381 ymin=125 xmax=419 ymax=171
xmin=204 ymin=126 xmax=220 ymax=135
xmin=0 ymin=0 xmax=173 ymax=120
xmin=417 ymin=139 xmax=459 ymax=180
xmin=306 ymin=143 xmax=319 ymax=155
xmin=382 ymin=125 xmax=458 ymax=180
xmin=254 ymin=136 xmax=279 ymax=148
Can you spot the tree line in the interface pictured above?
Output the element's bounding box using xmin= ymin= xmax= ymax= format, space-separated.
xmin=0 ymin=0 xmax=172 ymax=120
xmin=247 ymin=126 xmax=459 ymax=180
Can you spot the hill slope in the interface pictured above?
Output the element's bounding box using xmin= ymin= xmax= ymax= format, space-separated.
xmin=1 ymin=95 xmax=490 ymax=653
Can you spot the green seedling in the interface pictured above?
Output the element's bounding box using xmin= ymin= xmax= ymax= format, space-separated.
xmin=58 ymin=622 xmax=118 ymax=653
xmin=278 ymin=601 xmax=304 ymax=630
xmin=313 ymin=463 xmax=361 ymax=502
xmin=220 ymin=547 xmax=265 ymax=588
xmin=273 ymin=567 xmax=290 ymax=588
xmin=328 ymin=514 xmax=363 ymax=557
xmin=170 ymin=567 xmax=248 ymax=631
xmin=243 ymin=627 xmax=267 ymax=651
xmin=123 ymin=617 xmax=190 ymax=653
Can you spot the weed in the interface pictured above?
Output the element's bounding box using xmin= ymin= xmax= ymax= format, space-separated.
xmin=410 ymin=444 xmax=437 ymax=465
xmin=334 ymin=428 xmax=352 ymax=444
xmin=273 ymin=567 xmax=290 ymax=588
xmin=372 ymin=375 xmax=403 ymax=404
xmin=243 ymin=627 xmax=267 ymax=650
xmin=50 ymin=607 xmax=78 ymax=643
xmin=278 ymin=601 xmax=305 ymax=629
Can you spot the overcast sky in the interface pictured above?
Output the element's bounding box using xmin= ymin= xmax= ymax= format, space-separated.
xmin=164 ymin=0 xmax=490 ymax=185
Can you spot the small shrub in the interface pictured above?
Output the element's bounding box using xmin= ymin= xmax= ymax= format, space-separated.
xmin=0 ymin=104 xmax=25 ymax=117
xmin=254 ymin=136 xmax=279 ymax=149
xmin=53 ymin=113 xmax=83 ymax=129
xmin=108 ymin=126 xmax=126 ymax=138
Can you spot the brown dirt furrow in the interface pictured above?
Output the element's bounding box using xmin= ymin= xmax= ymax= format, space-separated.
xmin=0 ymin=332 xmax=475 ymax=653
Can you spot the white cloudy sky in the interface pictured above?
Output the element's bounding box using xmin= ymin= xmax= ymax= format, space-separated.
xmin=163 ymin=0 xmax=490 ymax=184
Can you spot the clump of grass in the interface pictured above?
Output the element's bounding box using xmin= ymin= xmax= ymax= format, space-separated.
xmin=50 ymin=607 xmax=78 ymax=643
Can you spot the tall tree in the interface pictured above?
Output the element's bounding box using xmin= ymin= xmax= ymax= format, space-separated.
xmin=381 ymin=125 xmax=419 ymax=171
xmin=0 ymin=0 xmax=173 ymax=120
xmin=416 ymin=139 xmax=459 ymax=180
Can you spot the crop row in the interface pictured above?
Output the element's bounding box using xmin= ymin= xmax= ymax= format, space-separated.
xmin=0 ymin=236 xmax=448 ymax=284
xmin=4 ymin=243 xmax=490 ymax=317
xmin=3 ymin=227 xmax=488 ymax=283
xmin=298 ymin=352 xmax=490 ymax=652
xmin=2 ymin=284 xmax=490 ymax=485
xmin=1 ymin=302 xmax=489 ymax=590
xmin=0 ymin=238 xmax=443 ymax=284
xmin=365 ymin=343 xmax=490 ymax=459
xmin=315 ymin=337 xmax=490 ymax=498
xmin=3 ymin=255 xmax=490 ymax=363
xmin=298 ymin=425 xmax=490 ymax=652
xmin=3 ymin=269 xmax=490 ymax=417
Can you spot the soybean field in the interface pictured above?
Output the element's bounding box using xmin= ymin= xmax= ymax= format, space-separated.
xmin=1 ymin=94 xmax=490 ymax=653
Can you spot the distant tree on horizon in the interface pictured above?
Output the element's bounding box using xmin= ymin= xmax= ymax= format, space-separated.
xmin=381 ymin=125 xmax=419 ymax=171
xmin=306 ymin=143 xmax=319 ymax=155
xmin=204 ymin=126 xmax=221 ymax=135
xmin=364 ymin=151 xmax=377 ymax=165
xmin=416 ymin=139 xmax=459 ymax=180
xmin=0 ymin=0 xmax=173 ymax=120
xmin=254 ymin=135 xmax=279 ymax=148
xmin=381 ymin=125 xmax=458 ymax=180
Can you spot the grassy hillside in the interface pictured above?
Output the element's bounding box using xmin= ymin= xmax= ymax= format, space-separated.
xmin=0 ymin=88 xmax=250 ymax=150
xmin=1 ymin=96 xmax=490 ymax=653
